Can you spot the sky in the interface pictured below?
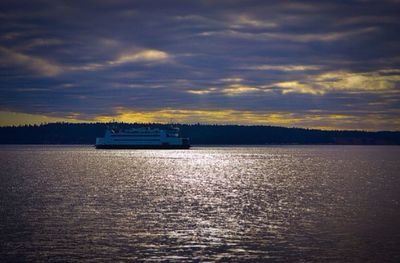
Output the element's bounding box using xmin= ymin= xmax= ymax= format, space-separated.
xmin=1 ymin=0 xmax=400 ymax=130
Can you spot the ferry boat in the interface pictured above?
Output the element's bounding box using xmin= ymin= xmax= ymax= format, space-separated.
xmin=95 ymin=126 xmax=190 ymax=149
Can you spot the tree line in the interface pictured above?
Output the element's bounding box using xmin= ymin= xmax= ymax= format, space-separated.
xmin=0 ymin=122 xmax=399 ymax=145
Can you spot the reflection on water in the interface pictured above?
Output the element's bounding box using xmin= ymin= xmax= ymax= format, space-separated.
xmin=1 ymin=146 xmax=400 ymax=262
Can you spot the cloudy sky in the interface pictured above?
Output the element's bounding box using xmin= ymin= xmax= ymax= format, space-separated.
xmin=1 ymin=0 xmax=399 ymax=130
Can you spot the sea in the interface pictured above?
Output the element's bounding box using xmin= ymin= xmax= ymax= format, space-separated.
xmin=1 ymin=145 xmax=399 ymax=262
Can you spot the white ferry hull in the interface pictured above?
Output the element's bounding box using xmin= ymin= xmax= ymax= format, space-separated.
xmin=95 ymin=144 xmax=190 ymax=149
xmin=95 ymin=126 xmax=190 ymax=149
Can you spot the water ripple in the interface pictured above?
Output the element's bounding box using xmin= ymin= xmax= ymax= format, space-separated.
xmin=1 ymin=145 xmax=400 ymax=262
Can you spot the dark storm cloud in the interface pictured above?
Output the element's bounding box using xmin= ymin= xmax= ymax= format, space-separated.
xmin=1 ymin=0 xmax=400 ymax=129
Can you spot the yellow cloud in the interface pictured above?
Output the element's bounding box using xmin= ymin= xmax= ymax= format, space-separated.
xmin=220 ymin=77 xmax=243 ymax=82
xmin=187 ymin=84 xmax=259 ymax=95
xmin=221 ymin=84 xmax=259 ymax=95
xmin=272 ymin=69 xmax=400 ymax=95
xmin=314 ymin=70 xmax=400 ymax=91
xmin=230 ymin=15 xmax=277 ymax=28
xmin=2 ymin=109 xmax=400 ymax=130
xmin=249 ymin=64 xmax=320 ymax=71
xmin=187 ymin=87 xmax=217 ymax=95
xmin=0 ymin=111 xmax=84 ymax=126
xmin=68 ymin=49 xmax=171 ymax=72
xmin=95 ymin=108 xmax=301 ymax=125
xmin=0 ymin=46 xmax=63 ymax=76
xmin=0 ymin=46 xmax=171 ymax=77
xmin=94 ymin=108 xmax=400 ymax=130
xmin=199 ymin=27 xmax=377 ymax=42
xmin=95 ymin=108 xmax=367 ymax=128
xmin=273 ymin=81 xmax=324 ymax=95
xmin=110 ymin=49 xmax=170 ymax=65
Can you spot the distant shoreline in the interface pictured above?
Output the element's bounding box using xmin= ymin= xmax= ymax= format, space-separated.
xmin=1 ymin=123 xmax=399 ymax=145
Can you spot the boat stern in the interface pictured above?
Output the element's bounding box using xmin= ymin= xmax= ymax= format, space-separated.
xmin=95 ymin=137 xmax=104 ymax=147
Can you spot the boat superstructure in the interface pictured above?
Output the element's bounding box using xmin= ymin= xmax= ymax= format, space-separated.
xmin=95 ymin=126 xmax=190 ymax=149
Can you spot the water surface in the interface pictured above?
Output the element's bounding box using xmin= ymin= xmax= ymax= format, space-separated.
xmin=1 ymin=145 xmax=399 ymax=262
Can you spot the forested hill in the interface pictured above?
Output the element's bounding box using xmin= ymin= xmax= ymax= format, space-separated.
xmin=0 ymin=123 xmax=399 ymax=145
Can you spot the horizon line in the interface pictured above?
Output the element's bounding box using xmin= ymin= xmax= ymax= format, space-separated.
xmin=1 ymin=121 xmax=399 ymax=133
